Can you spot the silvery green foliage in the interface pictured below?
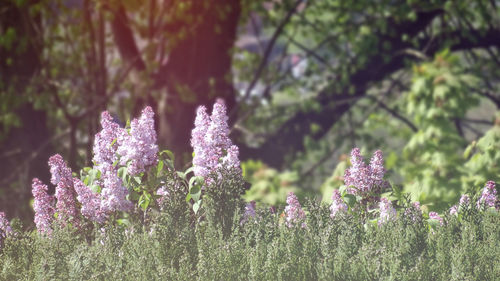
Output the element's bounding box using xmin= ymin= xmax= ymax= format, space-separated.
xmin=1 ymin=195 xmax=498 ymax=280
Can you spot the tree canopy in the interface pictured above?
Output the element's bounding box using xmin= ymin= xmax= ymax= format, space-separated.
xmin=1 ymin=0 xmax=499 ymax=222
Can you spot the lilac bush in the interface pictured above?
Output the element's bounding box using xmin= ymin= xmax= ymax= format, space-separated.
xmin=449 ymin=194 xmax=471 ymax=215
xmin=476 ymin=180 xmax=497 ymax=209
xmin=191 ymin=105 xmax=212 ymax=180
xmin=100 ymin=164 xmax=134 ymax=213
xmin=344 ymin=148 xmax=388 ymax=200
xmin=284 ymin=192 xmax=306 ymax=228
xmin=32 ymin=178 xmax=55 ymax=234
xmin=329 ymin=189 xmax=347 ymax=218
xmin=378 ymin=198 xmax=396 ymax=225
xmin=49 ymin=154 xmax=80 ymax=226
xmin=191 ymin=100 xmax=241 ymax=186
xmin=116 ymin=106 xmax=158 ymax=175
xmin=93 ymin=111 xmax=121 ymax=168
xmin=73 ymin=178 xmax=107 ymax=223
xmin=403 ymin=201 xmax=423 ymax=223
xmin=240 ymin=201 xmax=257 ymax=225
xmin=429 ymin=211 xmax=444 ymax=226
xmin=0 ymin=212 xmax=12 ymax=240
xmin=23 ymin=101 xmax=497 ymax=243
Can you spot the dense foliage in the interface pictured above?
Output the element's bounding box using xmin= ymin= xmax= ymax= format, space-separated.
xmin=1 ymin=104 xmax=499 ymax=280
xmin=2 ymin=0 xmax=500 ymax=223
xmin=1 ymin=189 xmax=499 ymax=280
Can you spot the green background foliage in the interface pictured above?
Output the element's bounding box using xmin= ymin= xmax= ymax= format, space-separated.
xmin=1 ymin=0 xmax=499 ymax=225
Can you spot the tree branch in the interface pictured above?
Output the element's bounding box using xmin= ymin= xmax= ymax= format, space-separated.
xmin=240 ymin=9 xmax=500 ymax=168
xmin=232 ymin=0 xmax=304 ymax=118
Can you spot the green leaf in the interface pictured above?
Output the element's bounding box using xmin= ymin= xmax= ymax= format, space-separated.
xmin=90 ymin=185 xmax=101 ymax=194
xmin=128 ymin=190 xmax=140 ymax=201
xmin=118 ymin=167 xmax=128 ymax=183
xmin=177 ymin=171 xmax=186 ymax=180
xmin=190 ymin=186 xmax=201 ymax=202
xmin=343 ymin=194 xmax=356 ymax=208
xmin=160 ymin=150 xmax=175 ymax=162
xmin=116 ymin=218 xmax=131 ymax=226
xmin=184 ymin=166 xmax=195 ymax=176
xmin=193 ymin=200 xmax=201 ymax=214
xmin=339 ymin=185 xmax=347 ymax=196
xmin=133 ymin=176 xmax=142 ymax=185
xmin=156 ymin=160 xmax=164 ymax=177
xmin=138 ymin=192 xmax=151 ymax=211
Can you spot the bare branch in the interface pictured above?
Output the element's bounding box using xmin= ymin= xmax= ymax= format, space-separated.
xmin=239 ymin=0 xmax=304 ymax=106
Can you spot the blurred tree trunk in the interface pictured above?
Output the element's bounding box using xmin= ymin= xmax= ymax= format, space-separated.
xmin=111 ymin=0 xmax=240 ymax=166
xmin=158 ymin=0 xmax=240 ymax=166
xmin=0 ymin=0 xmax=53 ymax=222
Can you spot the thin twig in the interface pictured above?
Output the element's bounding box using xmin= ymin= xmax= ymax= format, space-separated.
xmin=232 ymin=0 xmax=304 ymax=117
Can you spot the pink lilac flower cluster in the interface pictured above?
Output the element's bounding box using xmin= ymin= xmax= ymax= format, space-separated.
xmin=344 ymin=148 xmax=388 ymax=199
xmin=0 ymin=212 xmax=12 ymax=239
xmin=93 ymin=111 xmax=121 ymax=167
xmin=284 ymin=192 xmax=306 ymax=228
xmin=241 ymin=201 xmax=257 ymax=225
xmin=92 ymin=110 xmax=143 ymax=214
xmin=32 ymin=178 xmax=55 ymax=234
xmin=378 ymin=198 xmax=396 ymax=225
xmin=476 ymin=181 xmax=497 ymax=209
xmin=48 ymin=154 xmax=80 ymax=226
xmin=191 ymin=100 xmax=241 ymax=185
xmin=73 ymin=178 xmax=107 ymax=223
xmin=156 ymin=183 xmax=170 ymax=208
xmin=31 ymin=107 xmax=159 ymax=230
xmin=116 ymin=106 xmax=158 ymax=175
xmin=330 ymin=189 xmax=348 ymax=218
xmin=429 ymin=211 xmax=444 ymax=226
xmin=100 ymin=164 xmax=133 ymax=213
xmin=449 ymin=194 xmax=470 ymax=215
xmin=403 ymin=201 xmax=422 ymax=223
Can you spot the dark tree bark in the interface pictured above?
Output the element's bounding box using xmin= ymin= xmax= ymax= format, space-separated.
xmin=0 ymin=0 xmax=53 ymax=222
xmin=157 ymin=0 xmax=240 ymax=165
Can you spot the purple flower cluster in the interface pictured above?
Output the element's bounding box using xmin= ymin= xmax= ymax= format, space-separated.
xmin=32 ymin=178 xmax=55 ymax=234
xmin=284 ymin=192 xmax=306 ymax=228
xmin=429 ymin=211 xmax=443 ymax=226
xmin=191 ymin=106 xmax=212 ymax=179
xmin=476 ymin=181 xmax=497 ymax=209
xmin=100 ymin=164 xmax=134 ymax=213
xmin=344 ymin=148 xmax=388 ymax=198
xmin=73 ymin=178 xmax=107 ymax=223
xmin=0 ymin=212 xmax=12 ymax=239
xmin=378 ymin=198 xmax=396 ymax=225
xmin=156 ymin=184 xmax=170 ymax=207
xmin=241 ymin=201 xmax=257 ymax=225
xmin=330 ymin=189 xmax=348 ymax=218
xmin=449 ymin=194 xmax=470 ymax=215
xmin=403 ymin=201 xmax=422 ymax=223
xmin=117 ymin=106 xmax=158 ymax=175
xmin=93 ymin=111 xmax=120 ymax=167
xmin=90 ymin=107 xmax=158 ymax=217
xmin=31 ymin=107 xmax=160 ymax=229
xmin=191 ymin=100 xmax=241 ymax=185
xmin=48 ymin=154 xmax=80 ymax=226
